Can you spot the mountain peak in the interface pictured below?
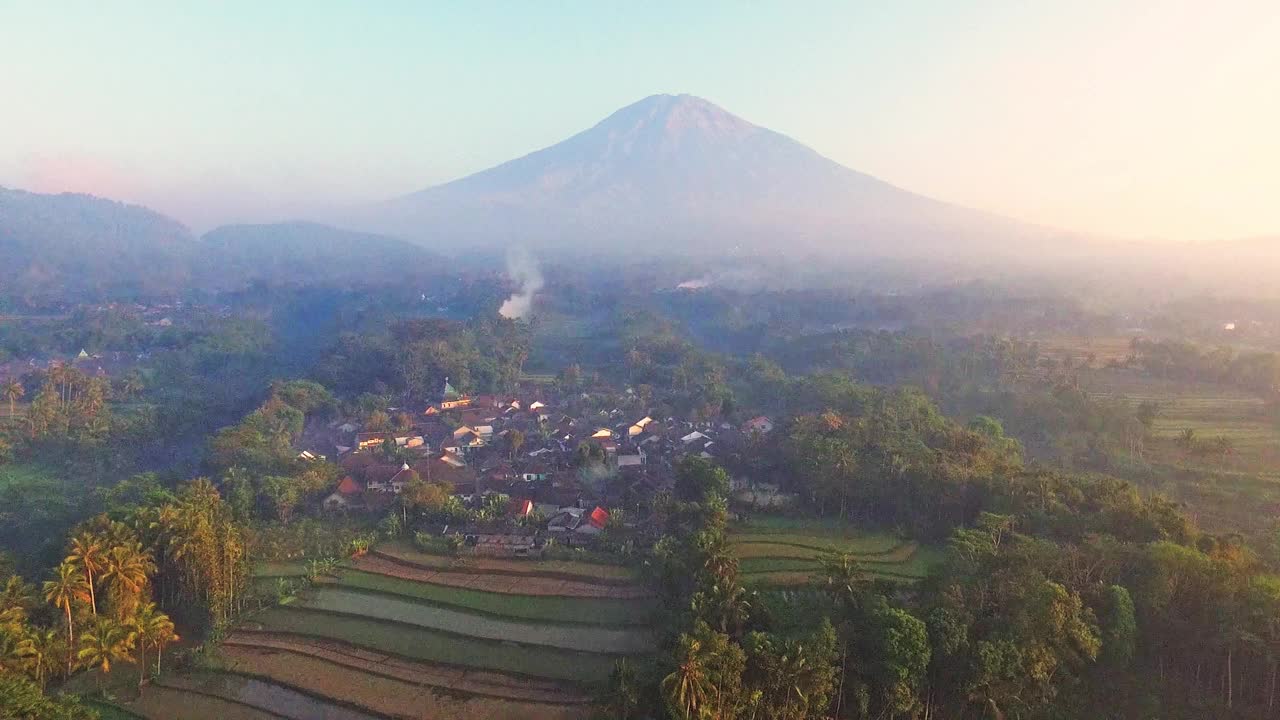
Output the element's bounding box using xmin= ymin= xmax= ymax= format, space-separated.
xmin=597 ymin=93 xmax=756 ymax=139
xmin=347 ymin=94 xmax=1009 ymax=256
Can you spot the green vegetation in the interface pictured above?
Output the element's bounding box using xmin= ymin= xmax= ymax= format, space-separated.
xmin=250 ymin=607 xmax=619 ymax=685
xmin=379 ymin=541 xmax=638 ymax=582
xmin=296 ymin=587 xmax=651 ymax=653
xmin=334 ymin=569 xmax=653 ymax=626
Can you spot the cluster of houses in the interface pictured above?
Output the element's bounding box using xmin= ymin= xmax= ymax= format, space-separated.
xmin=319 ymin=379 xmax=775 ymax=549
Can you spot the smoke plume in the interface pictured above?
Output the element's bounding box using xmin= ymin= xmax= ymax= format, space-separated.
xmin=498 ymin=247 xmax=544 ymax=319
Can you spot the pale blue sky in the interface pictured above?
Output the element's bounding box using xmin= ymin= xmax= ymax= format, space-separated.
xmin=1 ymin=0 xmax=1277 ymax=239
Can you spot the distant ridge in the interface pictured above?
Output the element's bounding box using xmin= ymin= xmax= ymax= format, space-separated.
xmin=0 ymin=187 xmax=444 ymax=301
xmin=345 ymin=94 xmax=1063 ymax=257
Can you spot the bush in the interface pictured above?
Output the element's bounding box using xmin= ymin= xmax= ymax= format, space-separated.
xmin=413 ymin=531 xmax=461 ymax=556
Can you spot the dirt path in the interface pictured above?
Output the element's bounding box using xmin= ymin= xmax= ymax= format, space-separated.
xmin=355 ymin=553 xmax=651 ymax=599
xmin=223 ymin=632 xmax=592 ymax=705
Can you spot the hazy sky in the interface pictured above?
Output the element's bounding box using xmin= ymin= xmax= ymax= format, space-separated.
xmin=1 ymin=1 xmax=1276 ymax=240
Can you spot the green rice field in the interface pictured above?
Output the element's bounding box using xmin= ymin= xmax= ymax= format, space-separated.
xmin=333 ymin=568 xmax=653 ymax=626
xmin=730 ymin=518 xmax=941 ymax=587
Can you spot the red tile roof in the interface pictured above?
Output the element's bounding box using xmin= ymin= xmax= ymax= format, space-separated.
xmin=589 ymin=506 xmax=609 ymax=529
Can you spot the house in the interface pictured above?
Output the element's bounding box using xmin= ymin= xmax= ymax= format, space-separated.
xmin=591 ymin=428 xmax=613 ymax=440
xmin=742 ymin=416 xmax=775 ymax=436
xmin=627 ymin=416 xmax=654 ymax=437
xmin=367 ymin=463 xmax=417 ymax=494
xmin=355 ymin=432 xmax=391 ymax=451
xmin=323 ymin=476 xmax=364 ymax=511
xmin=547 ymin=505 xmax=609 ymax=537
xmin=462 ymin=530 xmax=539 ymax=558
xmin=680 ymin=430 xmax=709 ymax=445
xmin=508 ymin=497 xmax=534 ymax=517
xmin=617 ymin=450 xmax=645 ymax=468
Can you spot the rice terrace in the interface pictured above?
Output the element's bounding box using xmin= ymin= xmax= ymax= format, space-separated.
xmin=95 ymin=541 xmax=657 ymax=719
xmin=730 ymin=517 xmax=940 ymax=588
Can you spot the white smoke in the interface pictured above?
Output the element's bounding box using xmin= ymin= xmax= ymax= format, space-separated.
xmin=677 ymin=275 xmax=712 ymax=290
xmin=498 ymin=247 xmax=544 ymax=319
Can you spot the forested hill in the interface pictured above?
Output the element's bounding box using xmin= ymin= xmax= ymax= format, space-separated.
xmin=198 ymin=222 xmax=445 ymax=290
xmin=0 ymin=186 xmax=194 ymax=301
xmin=0 ymin=188 xmax=446 ymax=302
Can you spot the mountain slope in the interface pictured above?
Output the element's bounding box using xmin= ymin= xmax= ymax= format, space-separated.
xmin=0 ymin=188 xmax=448 ymax=301
xmin=351 ymin=94 xmax=1049 ymax=255
xmin=198 ymin=222 xmax=444 ymax=290
xmin=0 ymin=187 xmax=195 ymax=300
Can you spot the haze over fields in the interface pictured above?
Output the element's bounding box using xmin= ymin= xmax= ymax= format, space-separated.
xmin=3 ymin=2 xmax=1277 ymax=244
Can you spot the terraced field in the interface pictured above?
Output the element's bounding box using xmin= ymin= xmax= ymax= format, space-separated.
xmin=1080 ymin=368 xmax=1277 ymax=467
xmin=730 ymin=517 xmax=940 ymax=587
xmin=115 ymin=544 xmax=651 ymax=719
xmin=1076 ymin=367 xmax=1280 ymax=531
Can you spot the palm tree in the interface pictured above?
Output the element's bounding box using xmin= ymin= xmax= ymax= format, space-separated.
xmin=140 ymin=606 xmax=178 ymax=679
xmin=821 ymin=552 xmax=869 ymax=606
xmin=66 ymin=532 xmax=105 ymax=616
xmin=0 ymin=626 xmax=28 ymax=675
xmin=692 ymin=581 xmax=752 ymax=636
xmin=76 ymin=617 xmax=136 ymax=690
xmin=119 ymin=372 xmax=144 ymax=400
xmin=662 ymin=634 xmax=712 ymax=720
xmin=131 ymin=603 xmax=177 ymax=682
xmin=3 ymin=379 xmax=23 ymax=419
xmin=0 ymin=575 xmax=34 ymax=618
xmin=19 ymin=628 xmax=63 ymax=690
xmin=128 ymin=603 xmax=174 ymax=688
xmin=43 ymin=562 xmax=89 ymax=675
xmin=99 ymin=541 xmax=156 ymax=621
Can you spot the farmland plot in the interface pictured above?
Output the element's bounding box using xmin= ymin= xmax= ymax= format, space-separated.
xmin=297 ymin=587 xmax=653 ymax=653
xmin=220 ymin=642 xmax=592 ymax=720
xmin=162 ymin=671 xmax=380 ymax=720
xmin=730 ymin=518 xmax=940 ymax=587
xmin=123 ymin=685 xmax=283 ymax=720
xmin=247 ymin=607 xmax=619 ymax=684
xmin=334 ymin=568 xmax=653 ymax=625
xmin=354 ymin=553 xmax=649 ymax=598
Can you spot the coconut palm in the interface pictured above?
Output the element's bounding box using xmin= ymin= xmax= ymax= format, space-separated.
xmin=43 ymin=562 xmax=89 ymax=674
xmin=2 ymin=379 xmax=23 ymax=419
xmin=0 ymin=626 xmax=28 ymax=675
xmin=99 ymin=541 xmax=156 ymax=621
xmin=691 ymin=581 xmax=752 ymax=636
xmin=119 ymin=372 xmax=144 ymax=400
xmin=18 ymin=628 xmax=64 ymax=690
xmin=65 ymin=532 xmax=105 ymax=616
xmin=133 ymin=603 xmax=178 ymax=681
xmin=0 ymin=576 xmax=34 ymax=619
xmin=662 ymin=634 xmax=712 ymax=720
xmin=76 ymin=617 xmax=136 ymax=689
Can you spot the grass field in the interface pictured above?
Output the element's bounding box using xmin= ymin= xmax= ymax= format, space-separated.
xmin=730 ymin=518 xmax=940 ymax=588
xmin=334 ymin=568 xmax=653 ymax=626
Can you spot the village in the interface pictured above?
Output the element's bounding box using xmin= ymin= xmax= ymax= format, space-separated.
xmin=313 ymin=378 xmax=778 ymax=556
